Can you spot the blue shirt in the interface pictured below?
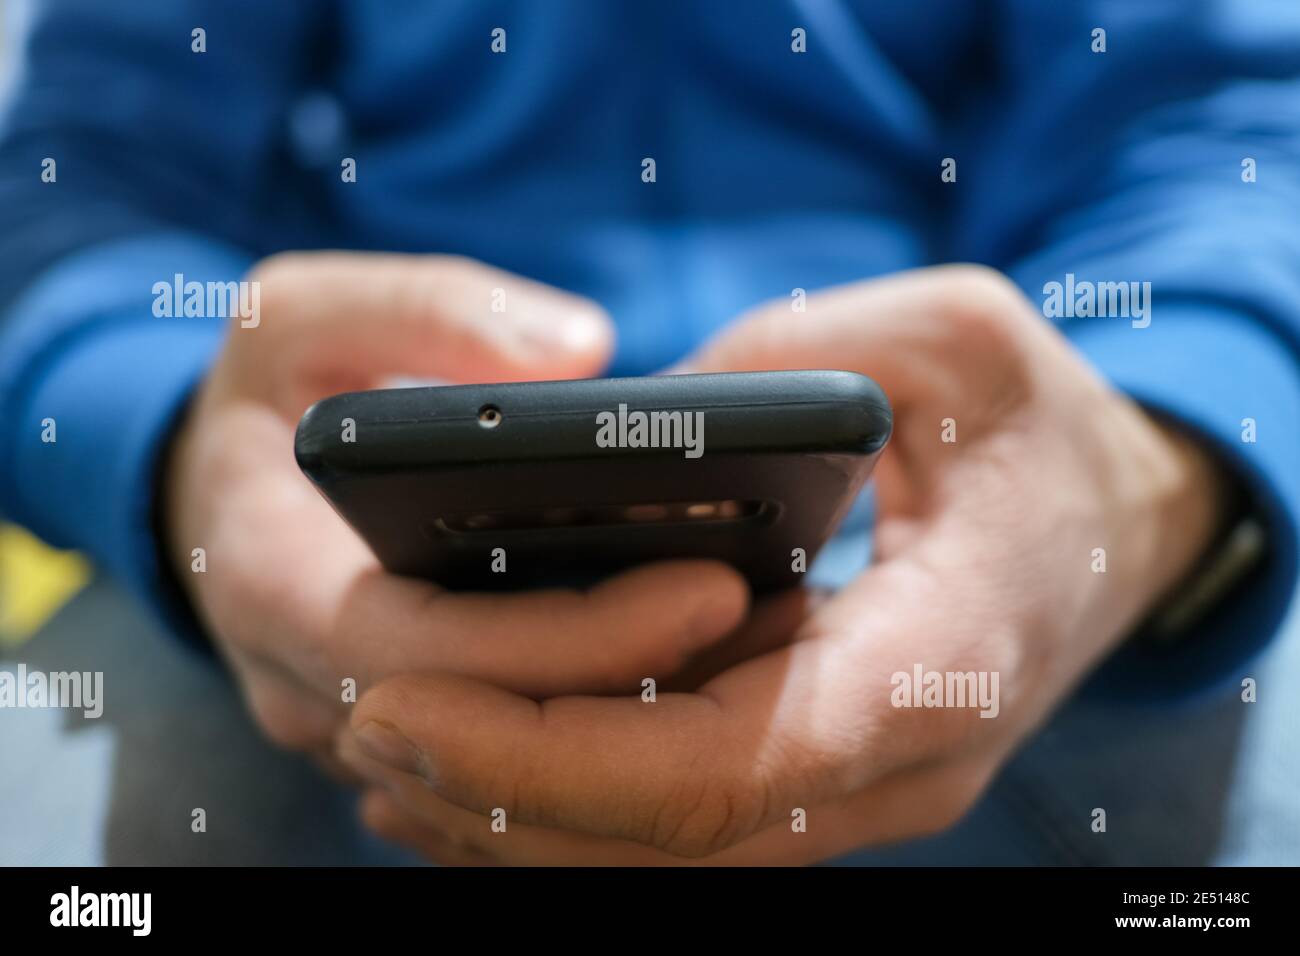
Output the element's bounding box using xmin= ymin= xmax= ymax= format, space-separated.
xmin=1 ymin=0 xmax=1298 ymax=697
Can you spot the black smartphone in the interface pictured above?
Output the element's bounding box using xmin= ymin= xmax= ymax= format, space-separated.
xmin=294 ymin=370 xmax=891 ymax=593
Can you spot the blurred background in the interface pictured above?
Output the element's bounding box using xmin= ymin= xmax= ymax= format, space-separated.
xmin=0 ymin=0 xmax=92 ymax=651
xmin=2 ymin=0 xmax=1298 ymax=869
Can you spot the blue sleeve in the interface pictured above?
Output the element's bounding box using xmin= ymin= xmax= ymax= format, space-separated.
xmin=0 ymin=1 xmax=319 ymax=636
xmin=952 ymin=1 xmax=1300 ymax=699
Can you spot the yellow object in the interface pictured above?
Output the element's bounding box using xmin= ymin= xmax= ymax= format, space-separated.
xmin=0 ymin=523 xmax=91 ymax=646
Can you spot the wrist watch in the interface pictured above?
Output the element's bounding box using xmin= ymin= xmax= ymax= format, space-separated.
xmin=1145 ymin=479 xmax=1267 ymax=641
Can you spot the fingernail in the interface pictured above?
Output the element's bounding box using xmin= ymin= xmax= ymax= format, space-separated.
xmin=355 ymin=720 xmax=420 ymax=774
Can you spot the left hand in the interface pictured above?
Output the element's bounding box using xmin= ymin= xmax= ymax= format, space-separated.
xmin=337 ymin=265 xmax=1227 ymax=864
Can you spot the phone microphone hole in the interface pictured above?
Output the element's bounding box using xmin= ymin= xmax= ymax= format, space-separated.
xmin=477 ymin=404 xmax=502 ymax=429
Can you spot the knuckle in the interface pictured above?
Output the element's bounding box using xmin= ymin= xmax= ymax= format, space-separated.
xmin=653 ymin=774 xmax=764 ymax=859
xmin=918 ymin=265 xmax=1040 ymax=411
xmin=933 ymin=264 xmax=1032 ymax=344
xmin=937 ymin=262 xmax=1020 ymax=306
xmin=246 ymin=251 xmax=297 ymax=282
xmin=427 ymin=252 xmax=476 ymax=275
xmin=245 ymin=252 xmax=305 ymax=299
xmin=241 ymin=253 xmax=311 ymax=337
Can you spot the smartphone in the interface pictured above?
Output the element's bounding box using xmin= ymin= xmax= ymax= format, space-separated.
xmin=294 ymin=370 xmax=891 ymax=593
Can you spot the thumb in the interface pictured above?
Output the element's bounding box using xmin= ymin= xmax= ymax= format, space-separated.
xmin=238 ymin=252 xmax=614 ymax=416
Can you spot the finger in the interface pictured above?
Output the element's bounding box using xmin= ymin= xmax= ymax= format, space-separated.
xmin=674 ymin=265 xmax=1039 ymax=413
xmin=342 ymin=735 xmax=672 ymax=865
xmin=228 ymin=646 xmax=348 ymax=754
xmin=359 ymin=790 xmax=498 ymax=866
xmin=661 ymin=587 xmax=813 ymax=692
xmin=240 ymin=252 xmax=614 ymax=417
xmin=282 ymin=559 xmax=751 ymax=699
xmin=347 ymin=728 xmax=996 ymax=866
xmin=363 ymin=784 xmax=671 ymax=867
xmin=346 ymin=535 xmax=1012 ymax=857
xmin=346 ymin=634 xmax=872 ymax=858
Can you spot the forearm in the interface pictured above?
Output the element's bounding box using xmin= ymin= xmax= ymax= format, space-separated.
xmin=0 ymin=235 xmax=252 ymax=633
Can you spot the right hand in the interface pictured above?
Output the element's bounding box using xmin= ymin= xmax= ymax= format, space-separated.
xmin=162 ymin=252 xmax=752 ymax=770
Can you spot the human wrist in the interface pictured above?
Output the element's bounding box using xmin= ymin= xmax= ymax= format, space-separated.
xmin=1138 ymin=417 xmax=1232 ymax=617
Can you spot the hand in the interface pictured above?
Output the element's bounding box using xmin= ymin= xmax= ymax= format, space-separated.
xmin=163 ymin=252 xmax=752 ymax=773
xmin=339 ymin=265 xmax=1227 ymax=863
